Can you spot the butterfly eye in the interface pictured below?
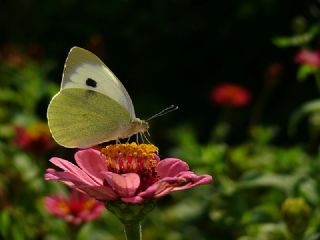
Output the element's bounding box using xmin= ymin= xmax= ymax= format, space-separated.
xmin=86 ymin=78 xmax=97 ymax=88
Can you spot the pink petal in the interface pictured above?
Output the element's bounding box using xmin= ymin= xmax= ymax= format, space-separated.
xmin=121 ymin=196 xmax=144 ymax=204
xmin=80 ymin=202 xmax=105 ymax=220
xmin=295 ymin=49 xmax=320 ymax=66
xmin=45 ymin=169 xmax=86 ymax=187
xmin=49 ymin=157 xmax=99 ymax=185
xmin=75 ymin=149 xmax=106 ymax=184
xmin=139 ymin=172 xmax=212 ymax=200
xmin=102 ymin=172 xmax=140 ymax=198
xmin=44 ymin=196 xmax=66 ymax=216
xmin=171 ymin=171 xmax=213 ymax=191
xmin=44 ymin=168 xmax=61 ymax=180
xmin=78 ymin=185 xmax=118 ymax=201
xmin=138 ymin=178 xmax=177 ymax=198
xmin=156 ymin=158 xmax=189 ymax=178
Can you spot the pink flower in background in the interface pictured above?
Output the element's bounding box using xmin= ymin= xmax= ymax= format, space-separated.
xmin=211 ymin=83 xmax=251 ymax=107
xmin=295 ymin=49 xmax=320 ymax=67
xmin=13 ymin=123 xmax=55 ymax=155
xmin=85 ymin=33 xmax=105 ymax=58
xmin=44 ymin=189 xmax=104 ymax=225
xmin=0 ymin=43 xmax=26 ymax=66
xmin=45 ymin=143 xmax=212 ymax=204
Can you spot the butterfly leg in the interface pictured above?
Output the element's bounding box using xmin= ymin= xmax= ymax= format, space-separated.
xmin=142 ymin=132 xmax=152 ymax=144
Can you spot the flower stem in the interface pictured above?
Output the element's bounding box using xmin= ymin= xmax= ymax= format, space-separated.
xmin=106 ymin=201 xmax=155 ymax=240
xmin=123 ymin=222 xmax=141 ymax=240
xmin=67 ymin=223 xmax=81 ymax=240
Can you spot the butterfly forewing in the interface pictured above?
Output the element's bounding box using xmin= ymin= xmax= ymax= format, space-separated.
xmin=61 ymin=47 xmax=136 ymax=118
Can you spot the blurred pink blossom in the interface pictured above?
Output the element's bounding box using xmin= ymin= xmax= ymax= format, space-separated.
xmin=0 ymin=43 xmax=26 ymax=66
xmin=44 ymin=189 xmax=104 ymax=225
xmin=295 ymin=49 xmax=320 ymax=67
xmin=45 ymin=143 xmax=212 ymax=204
xmin=211 ymin=83 xmax=251 ymax=107
xmin=13 ymin=123 xmax=55 ymax=155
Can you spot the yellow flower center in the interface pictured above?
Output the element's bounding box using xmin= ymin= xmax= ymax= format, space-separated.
xmin=101 ymin=142 xmax=158 ymax=172
xmin=57 ymin=201 xmax=70 ymax=214
xmin=83 ymin=199 xmax=97 ymax=210
xmin=101 ymin=143 xmax=159 ymax=191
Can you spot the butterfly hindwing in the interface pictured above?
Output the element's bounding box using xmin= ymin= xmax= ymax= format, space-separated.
xmin=47 ymin=88 xmax=131 ymax=148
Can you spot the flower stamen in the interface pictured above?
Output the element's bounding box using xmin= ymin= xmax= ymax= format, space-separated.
xmin=101 ymin=142 xmax=159 ymax=191
xmin=101 ymin=143 xmax=158 ymax=173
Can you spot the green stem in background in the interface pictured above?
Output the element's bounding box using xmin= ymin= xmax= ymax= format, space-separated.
xmin=124 ymin=222 xmax=141 ymax=240
xmin=210 ymin=107 xmax=232 ymax=143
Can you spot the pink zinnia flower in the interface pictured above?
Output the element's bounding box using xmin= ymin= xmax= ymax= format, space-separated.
xmin=44 ymin=189 xmax=104 ymax=225
xmin=0 ymin=43 xmax=26 ymax=66
xmin=295 ymin=49 xmax=320 ymax=67
xmin=211 ymin=83 xmax=251 ymax=107
xmin=13 ymin=123 xmax=55 ymax=155
xmin=45 ymin=143 xmax=212 ymax=204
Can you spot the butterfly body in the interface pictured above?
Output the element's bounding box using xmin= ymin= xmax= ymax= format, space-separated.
xmin=47 ymin=47 xmax=148 ymax=148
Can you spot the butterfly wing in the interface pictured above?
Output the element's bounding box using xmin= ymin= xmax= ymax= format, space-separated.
xmin=47 ymin=88 xmax=131 ymax=148
xmin=61 ymin=47 xmax=136 ymax=118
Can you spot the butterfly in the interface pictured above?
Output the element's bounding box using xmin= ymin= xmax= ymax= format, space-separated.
xmin=47 ymin=47 xmax=149 ymax=148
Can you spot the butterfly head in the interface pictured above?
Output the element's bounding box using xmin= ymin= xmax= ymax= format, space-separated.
xmin=129 ymin=118 xmax=149 ymax=135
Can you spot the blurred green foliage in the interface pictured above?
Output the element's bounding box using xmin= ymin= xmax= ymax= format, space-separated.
xmin=165 ymin=125 xmax=320 ymax=240
xmin=1 ymin=0 xmax=320 ymax=239
xmin=0 ymin=57 xmax=320 ymax=239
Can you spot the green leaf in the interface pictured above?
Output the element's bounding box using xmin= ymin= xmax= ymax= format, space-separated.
xmin=250 ymin=125 xmax=278 ymax=144
xmin=164 ymin=198 xmax=205 ymax=221
xmin=12 ymin=223 xmax=24 ymax=240
xmin=298 ymin=179 xmax=319 ymax=205
xmin=289 ymin=99 xmax=320 ymax=136
xmin=0 ymin=209 xmax=10 ymax=238
xmin=238 ymin=170 xmax=305 ymax=194
xmin=306 ymin=233 xmax=320 ymax=240
xmin=238 ymin=223 xmax=287 ymax=240
xmin=272 ymin=26 xmax=319 ymax=48
xmin=297 ymin=65 xmax=318 ymax=81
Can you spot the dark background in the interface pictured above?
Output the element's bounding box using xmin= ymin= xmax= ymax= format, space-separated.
xmin=1 ymin=0 xmax=319 ymax=145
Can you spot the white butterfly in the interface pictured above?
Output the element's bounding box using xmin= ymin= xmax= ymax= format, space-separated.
xmin=47 ymin=47 xmax=148 ymax=148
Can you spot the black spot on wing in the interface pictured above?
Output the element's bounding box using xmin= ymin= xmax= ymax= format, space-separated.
xmin=86 ymin=78 xmax=97 ymax=88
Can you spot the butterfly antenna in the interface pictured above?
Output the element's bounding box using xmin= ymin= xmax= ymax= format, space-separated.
xmin=147 ymin=105 xmax=179 ymax=121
